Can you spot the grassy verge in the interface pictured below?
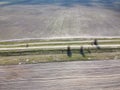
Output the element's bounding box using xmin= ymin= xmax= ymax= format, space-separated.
xmin=0 ymin=47 xmax=120 ymax=56
xmin=0 ymin=52 xmax=119 ymax=65
xmin=0 ymin=47 xmax=120 ymax=65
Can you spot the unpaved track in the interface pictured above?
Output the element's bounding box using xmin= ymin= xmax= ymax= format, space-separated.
xmin=0 ymin=44 xmax=120 ymax=50
xmin=0 ymin=60 xmax=120 ymax=90
xmin=0 ymin=39 xmax=120 ymax=46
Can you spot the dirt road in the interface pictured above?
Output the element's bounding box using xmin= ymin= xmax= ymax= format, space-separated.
xmin=0 ymin=44 xmax=120 ymax=51
xmin=0 ymin=60 xmax=120 ymax=90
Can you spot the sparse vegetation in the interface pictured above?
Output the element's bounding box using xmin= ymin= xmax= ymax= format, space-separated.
xmin=0 ymin=38 xmax=120 ymax=65
xmin=0 ymin=52 xmax=120 ymax=65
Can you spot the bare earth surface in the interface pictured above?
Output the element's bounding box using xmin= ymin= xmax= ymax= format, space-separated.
xmin=0 ymin=5 xmax=120 ymax=40
xmin=0 ymin=60 xmax=120 ymax=90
